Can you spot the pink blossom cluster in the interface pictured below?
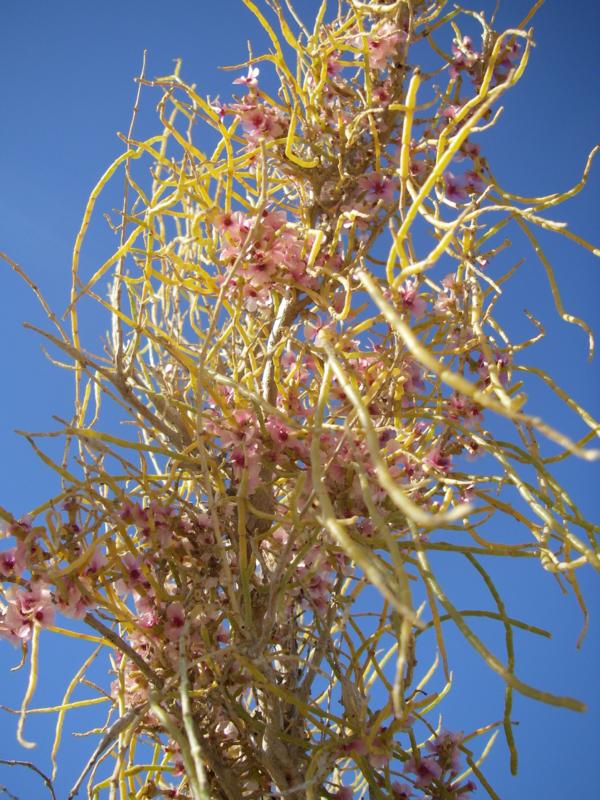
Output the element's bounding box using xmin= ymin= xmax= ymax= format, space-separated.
xmin=0 ymin=583 xmax=54 ymax=644
xmin=403 ymin=731 xmax=476 ymax=798
xmin=359 ymin=20 xmax=407 ymax=70
xmin=215 ymin=208 xmax=321 ymax=310
xmin=333 ymin=730 xmax=476 ymax=800
xmin=450 ymin=36 xmax=481 ymax=79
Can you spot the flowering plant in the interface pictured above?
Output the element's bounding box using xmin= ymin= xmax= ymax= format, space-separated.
xmin=1 ymin=1 xmax=598 ymax=798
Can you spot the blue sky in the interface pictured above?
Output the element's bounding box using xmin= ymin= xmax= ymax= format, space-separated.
xmin=1 ymin=1 xmax=599 ymax=797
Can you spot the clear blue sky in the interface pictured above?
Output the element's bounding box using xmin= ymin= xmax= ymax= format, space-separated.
xmin=1 ymin=1 xmax=598 ymax=797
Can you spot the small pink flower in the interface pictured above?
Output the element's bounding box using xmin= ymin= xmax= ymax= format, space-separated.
xmin=55 ymin=582 xmax=90 ymax=620
xmin=426 ymin=730 xmax=464 ymax=775
xmin=399 ymin=280 xmax=427 ymax=319
xmin=242 ymin=106 xmax=267 ymax=131
xmin=230 ymin=442 xmax=262 ymax=492
xmin=391 ymin=782 xmax=413 ymax=800
xmin=242 ymin=283 xmax=270 ymax=312
xmin=30 ymin=601 xmax=55 ymax=627
xmin=208 ymin=95 xmax=227 ymax=121
xmin=442 ymin=103 xmax=462 ymax=119
xmin=464 ymin=169 xmax=485 ymax=194
xmin=85 ymin=547 xmax=107 ymax=575
xmin=366 ymin=22 xmax=406 ymax=69
xmin=0 ymin=546 xmax=25 ymax=578
xmin=260 ymin=209 xmax=287 ymax=231
xmin=340 ymin=737 xmax=368 ymax=757
xmin=404 ymin=359 xmax=425 ymax=394
xmin=216 ymin=210 xmax=250 ymax=242
xmin=448 ymin=393 xmax=483 ymax=429
xmin=444 ymin=172 xmax=468 ymax=202
xmin=165 ymin=601 xmax=186 ymax=640
xmin=119 ymin=500 xmax=148 ymax=528
xmin=246 ymin=255 xmax=277 ymax=286
xmin=410 ymin=158 xmax=427 ymax=178
xmin=461 ymin=140 xmax=480 ymax=160
xmin=1 ymin=607 xmax=31 ymax=643
xmin=404 ymin=755 xmax=443 ymax=788
xmin=425 ymin=445 xmax=452 ymax=473
xmin=120 ymin=554 xmax=146 ymax=592
xmin=327 ymin=55 xmax=343 ymax=77
xmin=450 ymin=36 xmax=480 ymax=78
xmin=373 ymin=79 xmax=393 ymax=106
xmin=495 ymin=42 xmax=521 ymax=80
xmin=304 ymin=316 xmax=330 ymax=342
xmin=233 ymin=66 xmax=259 ymax=86
xmin=0 ymin=584 xmax=55 ymax=643
xmin=358 ymin=172 xmax=395 ymax=204
xmin=265 ymin=416 xmax=291 ymax=447
xmin=234 ymin=100 xmax=285 ymax=141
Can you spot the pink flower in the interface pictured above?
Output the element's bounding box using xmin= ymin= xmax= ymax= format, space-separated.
xmin=426 ymin=730 xmax=464 ymax=775
xmin=259 ymin=208 xmax=287 ymax=231
xmin=118 ymin=554 xmax=148 ymax=594
xmin=404 ymin=755 xmax=443 ymax=788
xmin=442 ymin=103 xmax=462 ymax=119
xmin=0 ymin=584 xmax=55 ymax=644
xmin=334 ymin=788 xmax=354 ymax=800
xmin=0 ymin=606 xmax=31 ymax=644
xmin=403 ymin=359 xmax=425 ymax=394
xmin=399 ymin=280 xmax=427 ymax=319
xmin=230 ymin=442 xmax=262 ymax=493
xmin=304 ymin=316 xmax=331 ymax=342
xmin=444 ymin=172 xmax=468 ymax=202
xmin=477 ymin=350 xmax=510 ymax=386
xmin=233 ymin=66 xmax=259 ymax=86
xmin=450 ymin=36 xmax=480 ymax=78
xmin=119 ymin=500 xmax=148 ymax=528
xmin=448 ymin=393 xmax=483 ymax=429
xmin=208 ymin=95 xmax=227 ymax=121
xmin=240 ymin=106 xmax=267 ymax=133
xmin=265 ymin=415 xmax=291 ymax=447
xmin=85 ymin=547 xmax=107 ymax=575
xmin=358 ymin=172 xmax=395 ymax=204
xmin=0 ymin=545 xmax=25 ymax=578
xmin=373 ymin=78 xmax=393 ymax=106
xmin=246 ymin=255 xmax=277 ymax=286
xmin=327 ymin=55 xmax=343 ymax=78
xmin=242 ymin=283 xmax=270 ymax=312
xmin=233 ymin=99 xmax=286 ymax=141
xmin=425 ymin=445 xmax=452 ymax=473
xmin=494 ymin=42 xmax=521 ymax=80
xmin=410 ymin=158 xmax=427 ymax=179
xmin=55 ymin=581 xmax=90 ymax=620
xmin=391 ymin=783 xmax=413 ymax=800
xmin=165 ymin=601 xmax=186 ymax=640
xmin=460 ymin=140 xmax=480 ymax=160
xmin=340 ymin=737 xmax=368 ymax=757
xmin=464 ymin=169 xmax=485 ymax=194
xmin=216 ymin=210 xmax=250 ymax=242
xmin=132 ymin=591 xmax=157 ymax=628
xmin=366 ymin=22 xmax=405 ymax=69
